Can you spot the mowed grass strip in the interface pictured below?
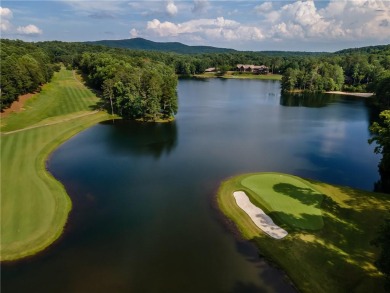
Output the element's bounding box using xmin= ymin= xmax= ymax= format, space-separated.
xmin=1 ymin=68 xmax=110 ymax=261
xmin=217 ymin=172 xmax=390 ymax=293
xmin=241 ymin=173 xmax=324 ymax=230
xmin=1 ymin=68 xmax=98 ymax=132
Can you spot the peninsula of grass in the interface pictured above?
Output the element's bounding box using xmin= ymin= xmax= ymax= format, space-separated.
xmin=217 ymin=172 xmax=390 ymax=293
xmin=1 ymin=68 xmax=110 ymax=261
xmin=192 ymin=71 xmax=282 ymax=80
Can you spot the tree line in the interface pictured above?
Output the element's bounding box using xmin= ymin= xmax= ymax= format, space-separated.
xmin=0 ymin=40 xmax=178 ymax=121
xmin=0 ymin=39 xmax=59 ymax=111
xmin=79 ymin=52 xmax=177 ymax=121
xmin=281 ymin=47 xmax=390 ymax=93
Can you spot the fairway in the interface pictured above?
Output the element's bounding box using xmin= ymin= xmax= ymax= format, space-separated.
xmin=1 ymin=68 xmax=110 ymax=261
xmin=1 ymin=69 xmax=99 ymax=132
xmin=217 ymin=172 xmax=390 ymax=293
xmin=241 ymin=173 xmax=324 ymax=230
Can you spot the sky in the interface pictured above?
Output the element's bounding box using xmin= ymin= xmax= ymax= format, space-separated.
xmin=1 ymin=0 xmax=390 ymax=52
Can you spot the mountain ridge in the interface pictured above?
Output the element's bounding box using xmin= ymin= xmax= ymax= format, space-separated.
xmin=87 ymin=38 xmax=236 ymax=54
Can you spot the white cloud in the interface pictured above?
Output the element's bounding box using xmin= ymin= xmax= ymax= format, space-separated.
xmin=130 ymin=28 xmax=139 ymax=38
xmin=17 ymin=24 xmax=42 ymax=35
xmin=166 ymin=0 xmax=178 ymax=16
xmin=1 ymin=6 xmax=43 ymax=36
xmin=319 ymin=0 xmax=390 ymax=40
xmin=255 ymin=2 xmax=273 ymax=14
xmin=0 ymin=7 xmax=13 ymax=18
xmin=146 ymin=17 xmax=264 ymax=42
xmin=269 ymin=1 xmax=335 ymax=39
xmin=0 ymin=7 xmax=13 ymax=32
xmin=267 ymin=0 xmax=390 ymax=41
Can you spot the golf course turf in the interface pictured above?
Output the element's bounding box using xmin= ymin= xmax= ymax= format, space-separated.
xmin=241 ymin=173 xmax=324 ymax=230
xmin=1 ymin=68 xmax=110 ymax=261
xmin=217 ymin=172 xmax=390 ymax=293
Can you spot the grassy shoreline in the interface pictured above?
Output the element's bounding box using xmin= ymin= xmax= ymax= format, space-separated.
xmin=1 ymin=68 xmax=110 ymax=261
xmin=217 ymin=172 xmax=390 ymax=293
xmin=184 ymin=71 xmax=282 ymax=80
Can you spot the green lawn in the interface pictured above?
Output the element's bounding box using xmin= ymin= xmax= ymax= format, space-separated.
xmin=241 ymin=173 xmax=323 ymax=230
xmin=1 ymin=69 xmax=99 ymax=132
xmin=193 ymin=71 xmax=282 ymax=80
xmin=1 ymin=68 xmax=110 ymax=261
xmin=217 ymin=172 xmax=390 ymax=293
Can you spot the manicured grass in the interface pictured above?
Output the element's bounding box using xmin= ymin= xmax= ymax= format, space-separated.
xmin=1 ymin=68 xmax=110 ymax=261
xmin=217 ymin=172 xmax=390 ymax=293
xmin=1 ymin=69 xmax=99 ymax=132
xmin=193 ymin=71 xmax=282 ymax=80
xmin=241 ymin=173 xmax=323 ymax=230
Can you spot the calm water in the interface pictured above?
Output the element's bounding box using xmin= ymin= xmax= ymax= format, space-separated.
xmin=2 ymin=79 xmax=380 ymax=293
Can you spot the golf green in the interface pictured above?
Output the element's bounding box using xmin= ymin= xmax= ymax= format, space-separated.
xmin=241 ymin=173 xmax=324 ymax=230
xmin=217 ymin=172 xmax=390 ymax=292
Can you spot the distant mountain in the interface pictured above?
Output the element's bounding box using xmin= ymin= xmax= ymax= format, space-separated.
xmin=335 ymin=44 xmax=390 ymax=54
xmin=87 ymin=38 xmax=236 ymax=54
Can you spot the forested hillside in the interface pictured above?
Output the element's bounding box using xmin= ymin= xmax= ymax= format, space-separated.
xmin=1 ymin=39 xmax=389 ymax=121
xmin=87 ymin=38 xmax=236 ymax=54
xmin=1 ymin=39 xmax=178 ymax=121
xmin=281 ymin=46 xmax=390 ymax=93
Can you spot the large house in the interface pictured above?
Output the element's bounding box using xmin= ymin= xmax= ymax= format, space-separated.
xmin=236 ymin=64 xmax=269 ymax=74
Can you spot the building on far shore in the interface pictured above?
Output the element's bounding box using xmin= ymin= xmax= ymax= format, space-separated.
xmin=204 ymin=67 xmax=216 ymax=72
xmin=236 ymin=64 xmax=269 ymax=74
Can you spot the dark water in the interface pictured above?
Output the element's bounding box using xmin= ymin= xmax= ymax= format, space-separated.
xmin=2 ymin=79 xmax=380 ymax=293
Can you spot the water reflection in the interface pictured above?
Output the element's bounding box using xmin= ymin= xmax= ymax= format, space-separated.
xmin=100 ymin=120 xmax=178 ymax=159
xmin=2 ymin=78 xmax=380 ymax=293
xmin=281 ymin=92 xmax=337 ymax=108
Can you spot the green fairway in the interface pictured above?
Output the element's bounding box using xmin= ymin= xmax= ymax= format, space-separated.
xmin=217 ymin=172 xmax=390 ymax=293
xmin=241 ymin=173 xmax=323 ymax=230
xmin=1 ymin=69 xmax=99 ymax=132
xmin=1 ymin=68 xmax=110 ymax=261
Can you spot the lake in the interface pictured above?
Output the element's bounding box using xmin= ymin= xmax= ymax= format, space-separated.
xmin=2 ymin=79 xmax=380 ymax=293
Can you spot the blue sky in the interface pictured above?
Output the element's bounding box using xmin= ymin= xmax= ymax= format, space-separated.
xmin=1 ymin=0 xmax=390 ymax=51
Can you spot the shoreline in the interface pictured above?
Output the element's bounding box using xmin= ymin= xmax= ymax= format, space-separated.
xmin=217 ymin=172 xmax=389 ymax=293
xmin=1 ymin=113 xmax=109 ymax=262
xmin=183 ymin=72 xmax=282 ymax=81
xmin=325 ymin=91 xmax=374 ymax=98
xmin=0 ymin=68 xmax=111 ymax=262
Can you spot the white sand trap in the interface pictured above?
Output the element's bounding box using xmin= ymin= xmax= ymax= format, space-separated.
xmin=233 ymin=191 xmax=288 ymax=239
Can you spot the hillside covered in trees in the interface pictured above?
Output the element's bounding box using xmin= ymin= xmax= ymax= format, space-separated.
xmin=87 ymin=37 xmax=236 ymax=54
xmin=281 ymin=45 xmax=390 ymax=93
xmin=0 ymin=39 xmax=178 ymax=121
xmin=1 ymin=39 xmax=389 ymax=120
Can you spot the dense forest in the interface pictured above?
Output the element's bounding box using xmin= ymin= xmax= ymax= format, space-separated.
xmin=0 ymin=39 xmax=178 ymax=121
xmin=281 ymin=46 xmax=390 ymax=93
xmin=79 ymin=52 xmax=177 ymax=121
xmin=0 ymin=39 xmax=59 ymax=110
xmin=2 ymin=39 xmax=389 ymax=110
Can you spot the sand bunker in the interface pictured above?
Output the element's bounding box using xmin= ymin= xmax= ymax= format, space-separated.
xmin=233 ymin=191 xmax=288 ymax=239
